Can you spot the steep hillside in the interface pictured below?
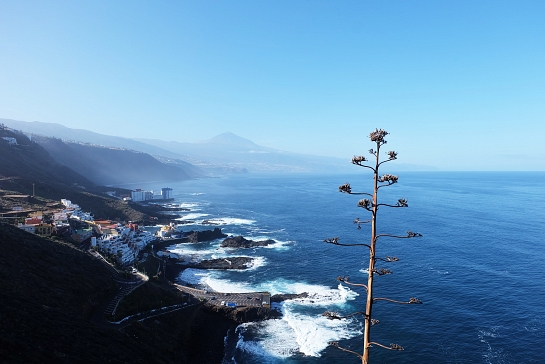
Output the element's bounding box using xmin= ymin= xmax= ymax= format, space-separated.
xmin=0 ymin=223 xmax=233 ymax=363
xmin=1 ymin=118 xmax=351 ymax=173
xmin=33 ymin=136 xmax=195 ymax=186
xmin=0 ymin=117 xmax=185 ymax=159
xmin=0 ymin=128 xmax=169 ymax=223
xmin=0 ymin=128 xmax=93 ymax=188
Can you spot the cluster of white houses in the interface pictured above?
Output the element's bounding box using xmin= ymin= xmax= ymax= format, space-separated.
xmin=129 ymin=187 xmax=173 ymax=202
xmin=17 ymin=198 xmax=158 ymax=266
xmin=2 ymin=137 xmax=17 ymax=145
xmin=93 ymin=221 xmax=156 ymax=265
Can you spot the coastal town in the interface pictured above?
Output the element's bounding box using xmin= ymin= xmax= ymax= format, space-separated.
xmin=2 ymin=189 xmax=273 ymax=310
xmin=9 ymin=192 xmax=166 ymax=267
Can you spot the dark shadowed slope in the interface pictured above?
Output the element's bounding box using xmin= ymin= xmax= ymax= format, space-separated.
xmin=33 ymin=136 xmax=193 ymax=186
xmin=0 ymin=223 xmax=234 ymax=364
xmin=0 ymin=128 xmax=164 ymax=223
xmin=0 ymin=118 xmax=184 ymax=159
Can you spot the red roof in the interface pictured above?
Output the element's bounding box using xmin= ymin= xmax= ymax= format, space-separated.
xmin=25 ymin=217 xmax=42 ymax=225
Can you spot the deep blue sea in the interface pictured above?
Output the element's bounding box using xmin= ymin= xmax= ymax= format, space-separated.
xmin=143 ymin=171 xmax=545 ymax=363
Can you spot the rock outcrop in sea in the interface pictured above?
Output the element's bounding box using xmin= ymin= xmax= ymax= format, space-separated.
xmin=190 ymin=256 xmax=254 ymax=269
xmin=271 ymin=292 xmax=309 ymax=302
xmin=186 ymin=228 xmax=227 ymax=243
xmin=221 ymin=235 xmax=276 ymax=248
xmin=204 ymin=302 xmax=281 ymax=323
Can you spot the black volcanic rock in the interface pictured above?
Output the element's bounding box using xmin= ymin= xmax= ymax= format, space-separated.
xmin=271 ymin=293 xmax=309 ymax=302
xmin=204 ymin=303 xmax=281 ymax=323
xmin=192 ymin=257 xmax=254 ymax=269
xmin=221 ymin=235 xmax=276 ymax=248
xmin=201 ymin=219 xmax=219 ymax=225
xmin=186 ymin=228 xmax=227 ymax=243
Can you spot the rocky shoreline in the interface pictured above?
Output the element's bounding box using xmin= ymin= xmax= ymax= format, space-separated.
xmin=160 ymin=229 xmax=267 ymax=277
xmin=156 ymin=227 xmax=306 ymax=362
xmin=186 ymin=256 xmax=255 ymax=269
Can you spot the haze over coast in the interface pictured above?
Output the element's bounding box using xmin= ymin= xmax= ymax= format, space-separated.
xmin=1 ymin=2 xmax=544 ymax=171
xmin=1 ymin=2 xmax=544 ymax=363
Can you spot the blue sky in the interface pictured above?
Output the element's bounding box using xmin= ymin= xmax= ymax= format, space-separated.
xmin=1 ymin=1 xmax=544 ymax=170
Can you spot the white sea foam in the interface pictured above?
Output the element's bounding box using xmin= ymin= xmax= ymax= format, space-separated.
xmin=190 ymin=192 xmax=205 ymax=196
xmin=176 ymin=213 xmax=210 ymax=221
xmin=236 ymin=320 xmax=300 ymax=359
xmin=283 ymin=305 xmax=360 ymax=357
xmin=236 ymin=283 xmax=360 ymax=359
xmin=178 ymin=202 xmax=201 ymax=209
xmin=169 ymin=244 xmax=228 ymax=259
xmin=179 ymin=268 xmax=210 ymax=285
xmin=198 ymin=217 xmax=255 ymax=226
xmin=179 ymin=270 xmax=361 ymax=359
xmin=233 ymin=256 xmax=267 ymax=271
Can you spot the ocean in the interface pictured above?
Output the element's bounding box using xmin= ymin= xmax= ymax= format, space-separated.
xmin=144 ymin=171 xmax=545 ymax=363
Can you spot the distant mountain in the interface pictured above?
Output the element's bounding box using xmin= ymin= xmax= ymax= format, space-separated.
xmin=1 ymin=118 xmax=435 ymax=173
xmin=137 ymin=132 xmax=437 ymax=172
xmin=0 ymin=118 xmax=245 ymax=175
xmin=135 ymin=132 xmax=352 ymax=173
xmin=201 ymin=132 xmax=264 ymax=148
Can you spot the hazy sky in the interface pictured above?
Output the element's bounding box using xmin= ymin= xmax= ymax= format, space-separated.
xmin=1 ymin=1 xmax=544 ymax=170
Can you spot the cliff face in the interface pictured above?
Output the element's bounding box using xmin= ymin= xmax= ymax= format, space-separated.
xmin=0 ymin=128 xmax=93 ymax=188
xmin=33 ymin=136 xmax=194 ymax=186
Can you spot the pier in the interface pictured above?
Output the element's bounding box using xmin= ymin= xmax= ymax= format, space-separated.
xmin=174 ymin=284 xmax=270 ymax=308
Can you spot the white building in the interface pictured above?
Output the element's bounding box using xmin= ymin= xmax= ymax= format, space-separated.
xmin=53 ymin=212 xmax=68 ymax=221
xmin=17 ymin=223 xmax=35 ymax=234
xmin=61 ymin=199 xmax=79 ymax=209
xmin=132 ymin=187 xmax=173 ymax=202
xmin=95 ymin=224 xmax=156 ymax=266
xmin=153 ymin=187 xmax=173 ymax=200
xmin=70 ymin=209 xmax=93 ymax=221
xmin=131 ymin=189 xmax=153 ymax=202
xmin=2 ymin=137 xmax=17 ymax=145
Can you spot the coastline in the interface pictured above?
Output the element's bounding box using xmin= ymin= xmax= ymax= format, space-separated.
xmin=155 ymin=233 xmax=281 ymax=363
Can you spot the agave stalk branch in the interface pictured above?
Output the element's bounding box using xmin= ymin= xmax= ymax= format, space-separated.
xmin=368 ymin=342 xmax=404 ymax=351
xmin=324 ymin=238 xmax=371 ymax=250
xmin=375 ymin=256 xmax=399 ymax=263
xmin=328 ymin=341 xmax=364 ymax=360
xmin=323 ymin=310 xmax=367 ymax=320
xmin=375 ymin=231 xmax=422 ymax=240
xmin=336 ymin=276 xmax=368 ymax=291
xmin=373 ymin=297 xmax=423 ymax=304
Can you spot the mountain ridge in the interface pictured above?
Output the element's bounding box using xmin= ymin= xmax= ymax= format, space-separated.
xmin=1 ymin=118 xmax=436 ymax=172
